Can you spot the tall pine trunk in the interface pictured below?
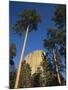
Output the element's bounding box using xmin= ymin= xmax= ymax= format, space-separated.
xmin=53 ymin=48 xmax=61 ymax=85
xmin=14 ymin=26 xmax=29 ymax=88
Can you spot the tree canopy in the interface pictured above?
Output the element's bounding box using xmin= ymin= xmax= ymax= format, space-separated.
xmin=10 ymin=43 xmax=16 ymax=60
xmin=52 ymin=5 xmax=66 ymax=29
xmin=9 ymin=43 xmax=17 ymax=89
xmin=43 ymin=5 xmax=66 ymax=58
xmin=43 ymin=5 xmax=66 ymax=85
xmin=13 ymin=9 xmax=41 ymax=36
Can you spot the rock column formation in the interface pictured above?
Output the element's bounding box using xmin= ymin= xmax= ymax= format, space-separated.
xmin=25 ymin=50 xmax=45 ymax=74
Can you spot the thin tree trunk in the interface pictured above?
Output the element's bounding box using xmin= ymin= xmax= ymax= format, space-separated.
xmin=14 ymin=26 xmax=29 ymax=88
xmin=53 ymin=48 xmax=61 ymax=85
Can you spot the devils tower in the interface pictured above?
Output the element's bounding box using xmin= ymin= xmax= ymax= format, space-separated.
xmin=24 ymin=50 xmax=46 ymax=74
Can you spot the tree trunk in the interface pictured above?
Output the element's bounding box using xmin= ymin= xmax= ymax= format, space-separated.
xmin=14 ymin=26 xmax=29 ymax=88
xmin=53 ymin=48 xmax=61 ymax=85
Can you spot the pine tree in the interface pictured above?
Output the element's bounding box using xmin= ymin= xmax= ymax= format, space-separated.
xmin=40 ymin=53 xmax=59 ymax=86
xmin=19 ymin=61 xmax=32 ymax=88
xmin=13 ymin=9 xmax=41 ymax=88
xmin=43 ymin=5 xmax=66 ymax=85
xmin=9 ymin=43 xmax=17 ymax=89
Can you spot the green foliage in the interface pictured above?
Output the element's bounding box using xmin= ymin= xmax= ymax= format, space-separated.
xmin=9 ymin=43 xmax=17 ymax=88
xmin=31 ymin=67 xmax=43 ymax=87
xmin=52 ymin=5 xmax=66 ymax=58
xmin=43 ymin=5 xmax=66 ymax=85
xmin=10 ymin=59 xmax=14 ymax=65
xmin=40 ymin=54 xmax=59 ymax=86
xmin=9 ymin=5 xmax=66 ymax=88
xmin=10 ymin=61 xmax=34 ymax=88
xmin=52 ymin=5 xmax=66 ymax=28
xmin=44 ymin=28 xmax=66 ymax=49
xmin=44 ymin=4 xmax=66 ymax=62
xmin=13 ymin=9 xmax=41 ymax=36
xmin=59 ymin=46 xmax=66 ymax=60
xmin=9 ymin=71 xmax=16 ymax=89
xmin=44 ymin=38 xmax=55 ymax=49
xmin=31 ymin=54 xmax=59 ymax=87
xmin=10 ymin=43 xmax=16 ymax=60
xmin=19 ymin=61 xmax=32 ymax=88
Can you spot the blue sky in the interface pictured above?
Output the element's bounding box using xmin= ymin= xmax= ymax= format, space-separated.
xmin=9 ymin=1 xmax=56 ymax=68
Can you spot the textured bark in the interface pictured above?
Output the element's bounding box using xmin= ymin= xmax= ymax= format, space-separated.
xmin=53 ymin=48 xmax=61 ymax=85
xmin=14 ymin=26 xmax=29 ymax=88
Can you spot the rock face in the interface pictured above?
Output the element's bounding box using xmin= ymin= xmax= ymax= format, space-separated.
xmin=25 ymin=50 xmax=45 ymax=74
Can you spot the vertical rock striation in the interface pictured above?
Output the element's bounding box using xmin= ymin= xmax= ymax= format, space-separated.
xmin=25 ymin=50 xmax=45 ymax=74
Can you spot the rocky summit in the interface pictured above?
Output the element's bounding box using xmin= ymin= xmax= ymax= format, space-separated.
xmin=24 ymin=50 xmax=46 ymax=74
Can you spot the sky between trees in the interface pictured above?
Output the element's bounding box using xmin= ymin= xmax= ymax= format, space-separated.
xmin=9 ymin=1 xmax=64 ymax=68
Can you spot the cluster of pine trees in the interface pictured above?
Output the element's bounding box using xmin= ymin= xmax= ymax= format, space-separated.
xmin=43 ymin=5 xmax=66 ymax=85
xmin=9 ymin=4 xmax=66 ymax=89
xmin=9 ymin=48 xmax=59 ymax=88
